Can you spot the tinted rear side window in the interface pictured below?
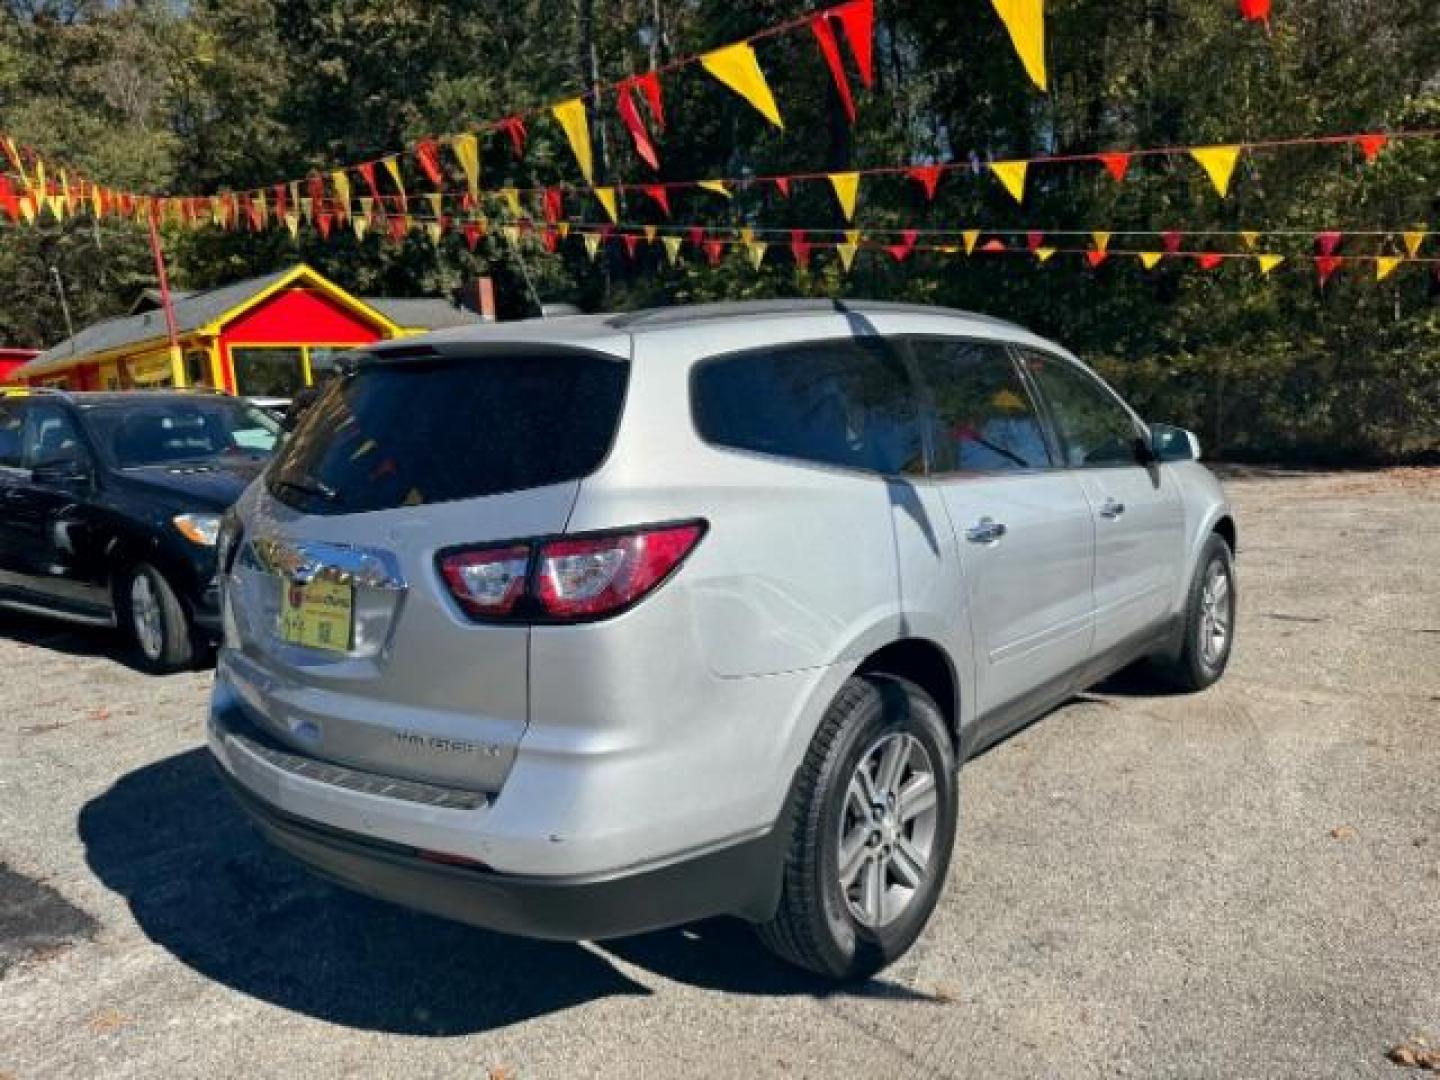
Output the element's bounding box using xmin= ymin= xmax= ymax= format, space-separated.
xmin=910 ymin=339 xmax=1052 ymax=472
xmin=268 ymin=351 xmax=628 ymax=514
xmin=692 ymin=340 xmax=923 ymax=475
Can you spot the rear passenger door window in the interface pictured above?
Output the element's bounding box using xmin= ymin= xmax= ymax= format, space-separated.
xmin=1020 ymin=350 xmax=1144 ymax=468
xmin=692 ymin=340 xmax=924 ymax=476
xmin=909 ymin=339 xmax=1052 ymax=473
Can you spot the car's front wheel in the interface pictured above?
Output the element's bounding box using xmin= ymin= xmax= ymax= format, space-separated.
xmin=1158 ymin=532 xmax=1236 ymax=691
xmin=755 ymin=675 xmax=958 ymax=979
xmin=121 ymin=563 xmax=196 ymax=673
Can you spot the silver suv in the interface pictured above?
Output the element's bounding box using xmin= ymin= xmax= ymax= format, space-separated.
xmin=209 ymin=300 xmax=1235 ymax=979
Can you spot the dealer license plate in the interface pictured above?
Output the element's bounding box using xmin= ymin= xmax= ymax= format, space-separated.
xmin=279 ymin=578 xmax=354 ymax=653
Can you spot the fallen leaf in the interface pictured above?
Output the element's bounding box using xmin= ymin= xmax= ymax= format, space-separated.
xmin=87 ymin=1008 xmax=129 ymax=1034
xmin=488 ymin=1067 xmax=513 ymax=1080
xmin=89 ymin=707 xmax=111 ymax=722
xmin=1388 ymin=1040 xmax=1440 ymax=1070
xmin=1330 ymin=826 xmax=1357 ymax=841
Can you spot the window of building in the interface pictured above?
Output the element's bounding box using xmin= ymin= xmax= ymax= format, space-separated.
xmin=232 ymin=347 xmax=305 ymax=397
xmin=184 ymin=349 xmax=213 ymax=388
xmin=910 ymin=339 xmax=1051 ymax=473
xmin=691 ymin=340 xmax=924 ymax=476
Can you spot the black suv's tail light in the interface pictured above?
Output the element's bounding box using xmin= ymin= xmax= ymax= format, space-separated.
xmin=436 ymin=521 xmax=705 ymax=624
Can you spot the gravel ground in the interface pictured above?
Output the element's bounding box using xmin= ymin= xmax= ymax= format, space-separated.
xmin=2 ymin=468 xmax=1437 ymax=1079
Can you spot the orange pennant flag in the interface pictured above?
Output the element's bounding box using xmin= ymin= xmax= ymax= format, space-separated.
xmin=700 ymin=42 xmax=784 ymax=128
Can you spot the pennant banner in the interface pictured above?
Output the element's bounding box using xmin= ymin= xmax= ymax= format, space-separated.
xmin=700 ymin=42 xmax=784 ymax=129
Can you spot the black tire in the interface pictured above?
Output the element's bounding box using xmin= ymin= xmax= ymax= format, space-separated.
xmin=755 ymin=675 xmax=958 ymax=980
xmin=1156 ymin=532 xmax=1236 ymax=691
xmin=119 ymin=562 xmax=195 ymax=674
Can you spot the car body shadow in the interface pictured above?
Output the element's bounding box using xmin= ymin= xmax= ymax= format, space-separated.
xmin=79 ymin=749 xmax=930 ymax=1036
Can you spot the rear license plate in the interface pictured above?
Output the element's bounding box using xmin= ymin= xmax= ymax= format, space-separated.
xmin=280 ymin=578 xmax=354 ymax=653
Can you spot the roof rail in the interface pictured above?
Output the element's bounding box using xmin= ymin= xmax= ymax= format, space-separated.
xmin=606 ymin=298 xmax=1025 ymax=332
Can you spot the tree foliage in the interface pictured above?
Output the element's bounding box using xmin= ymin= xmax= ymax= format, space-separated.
xmin=1 ymin=0 xmax=1437 ymax=459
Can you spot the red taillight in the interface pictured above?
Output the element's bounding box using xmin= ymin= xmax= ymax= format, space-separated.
xmin=436 ymin=522 xmax=705 ymax=624
xmin=437 ymin=544 xmax=530 ymax=618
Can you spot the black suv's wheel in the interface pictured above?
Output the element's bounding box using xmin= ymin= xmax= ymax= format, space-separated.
xmin=1157 ymin=532 xmax=1236 ymax=691
xmin=756 ymin=675 xmax=958 ymax=980
xmin=120 ymin=563 xmax=195 ymax=673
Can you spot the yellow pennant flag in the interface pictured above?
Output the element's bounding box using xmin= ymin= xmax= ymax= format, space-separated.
xmin=299 ymin=196 xmax=313 ymax=223
xmin=747 ymin=241 xmax=768 ymax=270
xmin=1091 ymin=230 xmax=1111 ymax=252
xmin=1240 ymin=230 xmax=1260 ymax=250
xmin=359 ymin=196 xmax=374 ymax=221
xmin=499 ymin=187 xmax=522 ymax=218
xmin=583 ymin=232 xmax=602 ymax=260
xmin=1374 ymin=256 xmax=1402 ymax=282
xmin=289 ymin=181 xmax=300 ymax=214
xmin=828 ymin=172 xmax=860 ymax=221
xmin=382 ymin=156 xmax=407 ymax=210
xmin=698 ymin=179 xmax=732 ymax=199
xmin=962 ymin=229 xmax=981 ymax=255
xmin=353 ymin=213 xmax=370 ymax=241
xmin=836 ymin=241 xmax=859 ymax=272
xmin=426 ymin=222 xmax=443 ymax=246
xmin=501 ymin=224 xmax=520 ymax=246
xmin=557 ymin=221 xmax=571 ymax=239
xmin=739 ymin=227 xmax=754 ymax=245
xmin=662 ymin=235 xmax=683 ymax=265
xmin=45 ymin=192 xmax=65 ymax=221
xmin=552 ymin=97 xmax=595 ymax=184
xmin=1189 ymin=146 xmax=1242 ymax=198
xmin=426 ymin=192 xmax=443 ymax=220
xmin=284 ymin=212 xmax=299 ymax=240
xmin=643 ymin=225 xmax=658 ymax=242
xmin=1138 ymin=251 xmax=1163 ymax=269
xmin=1256 ymin=254 xmax=1284 ymax=275
xmin=990 ymin=0 xmax=1048 ymax=91
xmin=1035 ymin=246 xmax=1056 ymax=263
xmin=700 ymin=42 xmax=784 ymax=129
xmin=592 ymin=186 xmax=619 ymax=223
xmin=33 ymin=158 xmax=45 ymax=196
xmin=451 ymin=133 xmax=481 ymax=200
xmin=331 ymin=170 xmax=351 ymax=220
xmin=18 ymin=194 xmax=35 ymax=224
xmin=989 ymin=160 xmax=1028 ymax=203
xmin=90 ymin=186 xmax=102 ymax=218
xmin=1401 ymin=230 xmax=1425 ymax=257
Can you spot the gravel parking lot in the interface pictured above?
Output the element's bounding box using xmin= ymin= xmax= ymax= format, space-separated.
xmin=3 ymin=468 xmax=1437 ymax=1079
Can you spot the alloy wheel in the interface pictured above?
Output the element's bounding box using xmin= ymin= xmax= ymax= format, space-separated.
xmin=131 ymin=573 xmax=164 ymax=661
xmin=1198 ymin=559 xmax=1232 ymax=667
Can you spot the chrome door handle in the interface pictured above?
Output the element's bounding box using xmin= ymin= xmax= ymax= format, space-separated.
xmin=965 ymin=517 xmax=1007 ymax=543
xmin=1098 ymin=498 xmax=1126 ymax=519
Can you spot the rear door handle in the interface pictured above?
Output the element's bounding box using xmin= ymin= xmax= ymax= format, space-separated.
xmin=965 ymin=517 xmax=1007 ymax=543
xmin=1098 ymin=498 xmax=1126 ymax=519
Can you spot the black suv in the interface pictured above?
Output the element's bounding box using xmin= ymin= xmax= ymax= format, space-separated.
xmin=0 ymin=389 xmax=280 ymax=671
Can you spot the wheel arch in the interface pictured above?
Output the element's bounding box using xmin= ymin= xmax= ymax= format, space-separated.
xmin=853 ymin=638 xmax=960 ymax=752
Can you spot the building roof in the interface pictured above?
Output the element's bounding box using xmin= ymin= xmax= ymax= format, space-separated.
xmin=362 ymin=297 xmax=484 ymax=331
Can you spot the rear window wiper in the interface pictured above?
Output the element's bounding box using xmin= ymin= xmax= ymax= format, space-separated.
xmin=271 ymin=476 xmax=343 ymax=505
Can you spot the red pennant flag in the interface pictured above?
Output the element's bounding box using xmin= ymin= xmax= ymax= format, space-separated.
xmin=0 ymin=176 xmax=18 ymax=221
xmin=1097 ymin=152 xmax=1131 ymax=183
xmin=1026 ymin=230 xmax=1045 ymax=252
xmin=496 ymin=116 xmax=527 ymax=157
xmin=1196 ymin=252 xmax=1224 ymax=270
xmin=703 ymin=238 xmax=725 ymax=266
xmin=273 ymin=184 xmax=288 ymax=219
xmin=1315 ymin=231 xmax=1343 ymax=256
xmin=886 ymin=229 xmax=919 ymax=262
xmin=907 ymin=165 xmax=943 ymax=200
xmin=791 ymin=229 xmax=812 ymax=268
xmin=617 ymin=82 xmax=660 ymax=170
xmin=636 ymin=72 xmax=664 ymax=127
xmin=543 ymin=188 xmax=563 ymax=223
xmin=835 ymin=0 xmax=875 ymax=86
xmin=1162 ymin=230 xmax=1183 ymax=253
xmin=386 ymin=215 xmax=407 ymax=243
xmin=1085 ymin=250 xmax=1109 ymax=269
xmin=1315 ymin=255 xmax=1342 ymax=285
xmin=357 ymin=162 xmax=382 ymax=201
xmin=622 ymin=233 xmax=641 ymax=259
xmin=642 ymin=185 xmax=671 ymax=216
xmin=414 ymin=139 xmax=445 ymax=187
xmin=307 ymin=174 xmax=327 ymax=216
xmin=1356 ymin=133 xmax=1388 ymax=162
xmin=317 ymin=212 xmax=334 ymax=240
xmin=539 ymin=228 xmax=557 ymax=253
xmin=462 ymin=221 xmax=482 ymax=250
xmin=980 ymin=239 xmax=1007 ymax=252
xmin=688 ymin=226 xmax=706 ymax=249
xmin=811 ymin=13 xmax=857 ymax=123
xmin=773 ymin=176 xmax=791 ymax=198
xmin=1237 ymin=0 xmax=1270 ymax=25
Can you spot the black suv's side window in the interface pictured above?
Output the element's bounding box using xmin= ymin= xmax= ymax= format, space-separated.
xmin=22 ymin=403 xmax=87 ymax=469
xmin=910 ymin=339 xmax=1052 ymax=473
xmin=0 ymin=401 xmax=24 ymax=468
xmin=1021 ymin=349 xmax=1144 ymax=468
xmin=693 ymin=340 xmax=924 ymax=476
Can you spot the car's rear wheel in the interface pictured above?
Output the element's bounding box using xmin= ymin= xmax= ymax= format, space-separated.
xmin=1157 ymin=532 xmax=1236 ymax=691
xmin=121 ymin=563 xmax=195 ymax=673
xmin=755 ymin=675 xmax=958 ymax=979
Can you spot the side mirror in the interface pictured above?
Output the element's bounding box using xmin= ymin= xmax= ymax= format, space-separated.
xmin=31 ymin=456 xmax=93 ymax=489
xmin=1150 ymin=424 xmax=1202 ymax=463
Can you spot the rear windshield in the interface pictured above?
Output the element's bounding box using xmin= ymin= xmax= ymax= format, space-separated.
xmin=267 ymin=350 xmax=629 ymax=514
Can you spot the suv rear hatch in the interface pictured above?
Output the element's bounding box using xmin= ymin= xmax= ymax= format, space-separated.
xmin=223 ymin=342 xmax=629 ymax=794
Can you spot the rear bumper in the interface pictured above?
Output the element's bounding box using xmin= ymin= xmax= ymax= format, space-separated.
xmin=214 ymin=759 xmax=782 ymax=941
